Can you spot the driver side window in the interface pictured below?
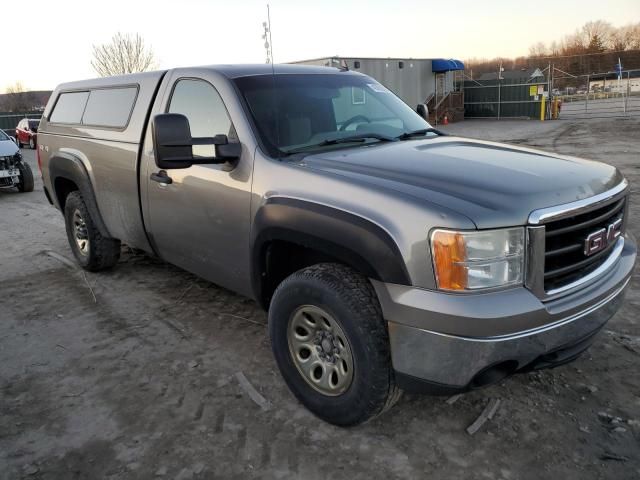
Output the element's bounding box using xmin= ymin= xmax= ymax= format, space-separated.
xmin=168 ymin=78 xmax=237 ymax=158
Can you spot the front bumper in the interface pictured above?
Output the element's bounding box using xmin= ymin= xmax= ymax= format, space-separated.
xmin=0 ymin=168 xmax=20 ymax=187
xmin=372 ymin=233 xmax=636 ymax=392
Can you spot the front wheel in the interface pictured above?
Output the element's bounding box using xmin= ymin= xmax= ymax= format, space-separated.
xmin=29 ymin=136 xmax=36 ymax=149
xmin=64 ymin=191 xmax=121 ymax=271
xmin=16 ymin=161 xmax=34 ymax=192
xmin=269 ymin=263 xmax=401 ymax=426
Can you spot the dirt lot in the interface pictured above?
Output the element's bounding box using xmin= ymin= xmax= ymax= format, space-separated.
xmin=1 ymin=117 xmax=639 ymax=480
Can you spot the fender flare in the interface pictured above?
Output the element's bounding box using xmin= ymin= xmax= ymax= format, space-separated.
xmin=48 ymin=152 xmax=112 ymax=238
xmin=251 ymin=197 xmax=411 ymax=304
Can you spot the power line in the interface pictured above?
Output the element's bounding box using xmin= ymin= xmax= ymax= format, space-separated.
xmin=466 ymin=48 xmax=640 ymax=65
xmin=530 ymin=48 xmax=640 ymax=60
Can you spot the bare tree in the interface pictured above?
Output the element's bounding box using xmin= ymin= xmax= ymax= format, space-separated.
xmin=528 ymin=42 xmax=548 ymax=58
xmin=3 ymin=82 xmax=35 ymax=112
xmin=563 ymin=32 xmax=587 ymax=54
xmin=610 ymin=27 xmax=628 ymax=51
xmin=628 ymin=23 xmax=640 ymax=50
xmin=5 ymin=81 xmax=25 ymax=96
xmin=466 ymin=21 xmax=640 ymax=82
xmin=580 ymin=20 xmax=613 ymax=52
xmin=91 ymin=32 xmax=156 ymax=77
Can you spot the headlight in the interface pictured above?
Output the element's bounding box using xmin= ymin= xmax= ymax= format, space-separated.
xmin=430 ymin=227 xmax=525 ymax=291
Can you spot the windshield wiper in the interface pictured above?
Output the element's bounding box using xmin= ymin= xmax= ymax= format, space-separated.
xmin=396 ymin=128 xmax=447 ymax=140
xmin=320 ymin=133 xmax=397 ymax=145
xmin=283 ymin=133 xmax=397 ymax=155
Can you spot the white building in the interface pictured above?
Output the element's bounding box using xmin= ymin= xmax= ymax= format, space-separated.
xmin=291 ymin=57 xmax=465 ymax=115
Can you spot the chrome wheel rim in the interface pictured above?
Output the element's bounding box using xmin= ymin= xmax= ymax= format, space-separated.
xmin=287 ymin=305 xmax=354 ymax=396
xmin=29 ymin=138 xmax=35 ymax=149
xmin=72 ymin=209 xmax=89 ymax=255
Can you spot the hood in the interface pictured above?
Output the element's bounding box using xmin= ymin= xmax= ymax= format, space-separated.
xmin=0 ymin=139 xmax=19 ymax=157
xmin=298 ymin=137 xmax=623 ymax=228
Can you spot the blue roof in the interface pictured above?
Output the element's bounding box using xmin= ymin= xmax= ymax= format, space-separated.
xmin=432 ymin=59 xmax=465 ymax=72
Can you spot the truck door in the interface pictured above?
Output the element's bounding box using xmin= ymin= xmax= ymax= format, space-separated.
xmin=142 ymin=75 xmax=254 ymax=297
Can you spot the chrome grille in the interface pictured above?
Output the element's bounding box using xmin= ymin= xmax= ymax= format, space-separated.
xmin=543 ymin=197 xmax=626 ymax=291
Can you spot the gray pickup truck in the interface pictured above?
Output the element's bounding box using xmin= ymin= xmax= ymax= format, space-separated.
xmin=38 ymin=65 xmax=636 ymax=426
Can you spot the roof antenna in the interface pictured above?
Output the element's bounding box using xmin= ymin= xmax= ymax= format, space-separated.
xmin=262 ymin=5 xmax=274 ymax=65
xmin=263 ymin=5 xmax=281 ymax=158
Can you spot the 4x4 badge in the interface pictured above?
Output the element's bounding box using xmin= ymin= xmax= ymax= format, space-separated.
xmin=584 ymin=218 xmax=623 ymax=256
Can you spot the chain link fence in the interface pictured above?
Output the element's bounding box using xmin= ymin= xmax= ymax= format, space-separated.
xmin=552 ymin=68 xmax=640 ymax=119
xmin=462 ymin=67 xmax=640 ymax=120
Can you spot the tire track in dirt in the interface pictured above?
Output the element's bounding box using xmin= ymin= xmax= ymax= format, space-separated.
xmin=551 ymin=121 xmax=580 ymax=152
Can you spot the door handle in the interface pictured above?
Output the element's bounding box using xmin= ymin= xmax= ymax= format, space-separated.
xmin=150 ymin=170 xmax=173 ymax=185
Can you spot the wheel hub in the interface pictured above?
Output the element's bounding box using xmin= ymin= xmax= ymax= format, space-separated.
xmin=287 ymin=305 xmax=354 ymax=396
xmin=72 ymin=210 xmax=89 ymax=255
xmin=321 ymin=338 xmax=333 ymax=354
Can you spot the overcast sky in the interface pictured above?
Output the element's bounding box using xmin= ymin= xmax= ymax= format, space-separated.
xmin=5 ymin=0 xmax=639 ymax=90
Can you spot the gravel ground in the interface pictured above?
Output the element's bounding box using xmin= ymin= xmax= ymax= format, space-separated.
xmin=1 ymin=117 xmax=639 ymax=480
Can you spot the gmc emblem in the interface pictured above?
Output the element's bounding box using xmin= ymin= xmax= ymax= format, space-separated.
xmin=584 ymin=218 xmax=623 ymax=256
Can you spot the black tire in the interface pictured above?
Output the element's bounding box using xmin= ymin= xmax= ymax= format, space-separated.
xmin=64 ymin=191 xmax=121 ymax=271
xmin=16 ymin=161 xmax=34 ymax=193
xmin=269 ymin=263 xmax=401 ymax=426
xmin=29 ymin=136 xmax=36 ymax=149
xmin=15 ymin=137 xmax=22 ymax=148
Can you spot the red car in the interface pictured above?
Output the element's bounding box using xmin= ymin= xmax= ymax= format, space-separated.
xmin=15 ymin=118 xmax=40 ymax=149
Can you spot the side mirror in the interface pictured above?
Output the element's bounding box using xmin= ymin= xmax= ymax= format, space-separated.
xmin=152 ymin=113 xmax=241 ymax=169
xmin=152 ymin=113 xmax=194 ymax=169
xmin=416 ymin=104 xmax=429 ymax=120
xmin=12 ymin=136 xmax=18 ymax=145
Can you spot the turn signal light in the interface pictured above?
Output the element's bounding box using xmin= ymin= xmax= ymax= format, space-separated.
xmin=431 ymin=230 xmax=468 ymax=290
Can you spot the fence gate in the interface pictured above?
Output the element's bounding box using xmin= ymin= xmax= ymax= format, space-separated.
xmin=553 ymin=68 xmax=640 ymax=120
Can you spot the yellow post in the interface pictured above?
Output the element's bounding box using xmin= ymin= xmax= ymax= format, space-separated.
xmin=540 ymin=95 xmax=546 ymax=121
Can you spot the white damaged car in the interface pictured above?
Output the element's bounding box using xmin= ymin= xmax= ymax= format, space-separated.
xmin=0 ymin=129 xmax=33 ymax=192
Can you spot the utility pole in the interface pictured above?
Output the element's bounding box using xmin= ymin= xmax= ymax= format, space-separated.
xmin=616 ymin=57 xmax=625 ymax=114
xmin=549 ymin=63 xmax=553 ymax=117
xmin=497 ymin=61 xmax=503 ymax=119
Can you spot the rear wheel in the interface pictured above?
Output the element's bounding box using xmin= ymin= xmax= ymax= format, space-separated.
xmin=16 ymin=162 xmax=34 ymax=192
xmin=15 ymin=136 xmax=22 ymax=148
xmin=64 ymin=191 xmax=120 ymax=271
xmin=269 ymin=263 xmax=401 ymax=426
xmin=29 ymin=136 xmax=36 ymax=149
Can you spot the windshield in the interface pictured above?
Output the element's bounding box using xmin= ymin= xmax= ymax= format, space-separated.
xmin=234 ymin=73 xmax=431 ymax=157
xmin=0 ymin=130 xmax=10 ymax=141
xmin=28 ymin=120 xmax=40 ymax=131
